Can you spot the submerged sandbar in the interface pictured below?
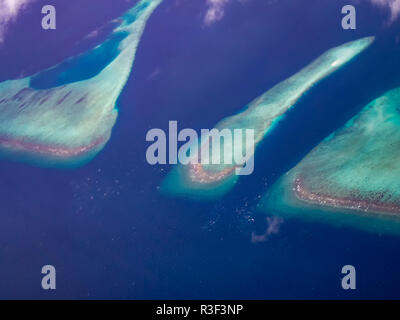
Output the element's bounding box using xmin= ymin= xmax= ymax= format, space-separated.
xmin=0 ymin=0 xmax=162 ymax=167
xmin=162 ymin=37 xmax=374 ymax=199
xmin=263 ymin=88 xmax=400 ymax=233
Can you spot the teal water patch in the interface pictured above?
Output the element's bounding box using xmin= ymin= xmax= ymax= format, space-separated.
xmin=262 ymin=87 xmax=400 ymax=234
xmin=161 ymin=164 xmax=239 ymax=201
xmin=30 ymin=31 xmax=129 ymax=89
xmin=261 ymin=172 xmax=400 ymax=235
xmin=0 ymin=0 xmax=163 ymax=167
xmin=122 ymin=1 xmax=151 ymax=25
xmin=162 ymin=37 xmax=374 ymax=200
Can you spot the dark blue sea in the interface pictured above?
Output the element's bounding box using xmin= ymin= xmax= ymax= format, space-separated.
xmin=1 ymin=0 xmax=400 ymax=299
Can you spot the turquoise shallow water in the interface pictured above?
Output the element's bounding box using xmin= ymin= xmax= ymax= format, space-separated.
xmin=162 ymin=36 xmax=374 ymax=199
xmin=262 ymin=87 xmax=400 ymax=234
xmin=0 ymin=0 xmax=400 ymax=299
xmin=0 ymin=0 xmax=161 ymax=167
xmin=30 ymin=31 xmax=129 ymax=89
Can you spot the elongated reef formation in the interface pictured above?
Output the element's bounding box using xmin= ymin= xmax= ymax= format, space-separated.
xmin=0 ymin=0 xmax=162 ymax=167
xmin=263 ymin=87 xmax=400 ymax=233
xmin=162 ymin=37 xmax=374 ymax=199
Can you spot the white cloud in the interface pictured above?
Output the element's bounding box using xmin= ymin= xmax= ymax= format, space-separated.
xmin=204 ymin=0 xmax=230 ymax=26
xmin=369 ymin=0 xmax=400 ymax=22
xmin=251 ymin=216 xmax=283 ymax=243
xmin=203 ymin=0 xmax=400 ymax=27
xmin=202 ymin=0 xmax=252 ymax=26
xmin=0 ymin=0 xmax=32 ymax=43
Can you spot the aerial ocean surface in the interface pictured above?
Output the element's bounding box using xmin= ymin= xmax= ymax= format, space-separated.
xmin=0 ymin=0 xmax=400 ymax=299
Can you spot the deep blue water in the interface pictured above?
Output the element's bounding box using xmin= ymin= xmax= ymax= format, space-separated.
xmin=0 ymin=0 xmax=400 ymax=299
